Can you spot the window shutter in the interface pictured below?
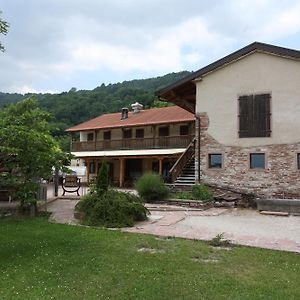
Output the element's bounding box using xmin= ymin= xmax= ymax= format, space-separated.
xmin=238 ymin=95 xmax=253 ymax=137
xmin=253 ymin=94 xmax=271 ymax=137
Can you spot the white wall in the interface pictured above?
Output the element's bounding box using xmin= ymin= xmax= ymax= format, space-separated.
xmin=196 ymin=52 xmax=300 ymax=147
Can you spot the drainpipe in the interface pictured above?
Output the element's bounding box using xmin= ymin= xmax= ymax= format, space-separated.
xmin=195 ymin=114 xmax=201 ymax=183
xmin=198 ymin=114 xmax=201 ymax=183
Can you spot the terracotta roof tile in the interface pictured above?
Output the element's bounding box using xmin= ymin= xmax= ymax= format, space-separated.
xmin=66 ymin=106 xmax=195 ymax=132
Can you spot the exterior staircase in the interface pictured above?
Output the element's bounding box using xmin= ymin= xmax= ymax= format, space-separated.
xmin=173 ymin=157 xmax=195 ymax=186
xmin=168 ymin=139 xmax=196 ymax=189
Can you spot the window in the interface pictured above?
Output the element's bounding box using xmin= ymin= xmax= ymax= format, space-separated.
xmin=297 ymin=153 xmax=300 ymax=170
xmin=159 ymin=126 xmax=169 ymax=137
xmin=103 ymin=131 xmax=111 ymax=140
xmin=136 ymin=128 xmax=144 ymax=138
xmin=90 ymin=161 xmax=95 ymax=174
xmin=208 ymin=154 xmax=222 ymax=169
xmin=87 ymin=132 xmax=94 ymax=141
xmin=123 ymin=129 xmax=132 ymax=139
xmin=180 ymin=125 xmax=189 ymax=136
xmin=250 ymin=153 xmax=265 ymax=169
xmin=239 ymin=93 xmax=271 ymax=138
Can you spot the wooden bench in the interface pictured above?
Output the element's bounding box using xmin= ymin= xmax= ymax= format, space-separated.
xmin=62 ymin=176 xmax=81 ymax=196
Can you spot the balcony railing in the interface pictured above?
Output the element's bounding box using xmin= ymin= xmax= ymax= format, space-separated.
xmin=71 ymin=135 xmax=193 ymax=152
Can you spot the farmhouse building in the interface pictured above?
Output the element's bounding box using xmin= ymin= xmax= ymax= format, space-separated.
xmin=157 ymin=42 xmax=300 ymax=198
xmin=66 ymin=104 xmax=195 ymax=186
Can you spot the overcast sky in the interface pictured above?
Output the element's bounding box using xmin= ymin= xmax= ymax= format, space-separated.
xmin=1 ymin=0 xmax=300 ymax=94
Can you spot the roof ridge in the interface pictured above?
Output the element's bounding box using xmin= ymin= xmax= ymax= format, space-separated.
xmin=156 ymin=41 xmax=300 ymax=96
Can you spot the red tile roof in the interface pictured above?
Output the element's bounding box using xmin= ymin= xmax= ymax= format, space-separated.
xmin=66 ymin=106 xmax=195 ymax=132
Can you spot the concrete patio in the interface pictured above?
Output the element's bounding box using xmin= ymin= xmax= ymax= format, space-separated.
xmin=43 ymin=198 xmax=300 ymax=253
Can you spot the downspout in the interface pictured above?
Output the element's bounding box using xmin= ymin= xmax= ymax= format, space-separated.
xmin=197 ymin=114 xmax=201 ymax=183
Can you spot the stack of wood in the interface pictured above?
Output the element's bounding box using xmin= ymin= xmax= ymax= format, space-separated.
xmin=206 ymin=185 xmax=257 ymax=208
xmin=212 ymin=189 xmax=242 ymax=208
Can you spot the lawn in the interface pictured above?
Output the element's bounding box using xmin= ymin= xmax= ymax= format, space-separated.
xmin=0 ymin=217 xmax=299 ymax=299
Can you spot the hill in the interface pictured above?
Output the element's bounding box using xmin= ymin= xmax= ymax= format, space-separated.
xmin=0 ymin=71 xmax=191 ymax=149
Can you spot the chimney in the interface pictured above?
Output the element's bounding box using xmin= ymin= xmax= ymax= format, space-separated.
xmin=131 ymin=102 xmax=143 ymax=114
xmin=121 ymin=107 xmax=128 ymax=120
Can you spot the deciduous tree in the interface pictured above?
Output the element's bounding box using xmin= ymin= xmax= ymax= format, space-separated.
xmin=0 ymin=10 xmax=9 ymax=52
xmin=0 ymin=97 xmax=70 ymax=208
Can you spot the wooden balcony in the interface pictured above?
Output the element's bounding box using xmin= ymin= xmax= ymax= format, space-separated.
xmin=71 ymin=135 xmax=193 ymax=152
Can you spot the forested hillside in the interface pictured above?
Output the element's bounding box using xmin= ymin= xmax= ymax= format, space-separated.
xmin=0 ymin=71 xmax=191 ymax=150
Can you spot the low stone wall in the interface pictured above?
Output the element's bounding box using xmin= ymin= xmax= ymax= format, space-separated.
xmin=196 ymin=113 xmax=300 ymax=198
xmin=256 ymin=198 xmax=300 ymax=213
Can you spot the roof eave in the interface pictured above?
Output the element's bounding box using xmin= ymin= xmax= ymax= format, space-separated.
xmin=156 ymin=41 xmax=300 ymax=97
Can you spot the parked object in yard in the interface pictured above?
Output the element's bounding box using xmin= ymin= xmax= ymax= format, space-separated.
xmin=62 ymin=175 xmax=81 ymax=196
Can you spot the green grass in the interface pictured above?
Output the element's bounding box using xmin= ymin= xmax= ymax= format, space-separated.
xmin=0 ymin=217 xmax=299 ymax=299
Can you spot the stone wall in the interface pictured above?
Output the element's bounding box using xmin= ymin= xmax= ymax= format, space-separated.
xmin=196 ymin=112 xmax=300 ymax=198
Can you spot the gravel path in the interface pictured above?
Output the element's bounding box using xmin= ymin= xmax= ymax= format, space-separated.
xmin=44 ymin=198 xmax=300 ymax=253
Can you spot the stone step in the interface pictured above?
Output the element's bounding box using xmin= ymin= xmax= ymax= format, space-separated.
xmin=260 ymin=210 xmax=289 ymax=216
xmin=177 ymin=174 xmax=195 ymax=178
xmin=174 ymin=180 xmax=195 ymax=184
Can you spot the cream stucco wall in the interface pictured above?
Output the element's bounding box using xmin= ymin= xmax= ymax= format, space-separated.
xmin=196 ymin=52 xmax=300 ymax=147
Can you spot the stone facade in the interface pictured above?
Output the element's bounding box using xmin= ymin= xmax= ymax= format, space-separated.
xmin=196 ymin=113 xmax=300 ymax=198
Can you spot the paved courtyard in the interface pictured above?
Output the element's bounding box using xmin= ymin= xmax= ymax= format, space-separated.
xmin=45 ymin=198 xmax=300 ymax=253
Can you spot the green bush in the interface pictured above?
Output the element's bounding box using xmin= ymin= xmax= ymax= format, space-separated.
xmin=191 ymin=184 xmax=213 ymax=202
xmin=135 ymin=172 xmax=169 ymax=202
xmin=75 ymin=189 xmax=148 ymax=228
xmin=96 ymin=160 xmax=109 ymax=193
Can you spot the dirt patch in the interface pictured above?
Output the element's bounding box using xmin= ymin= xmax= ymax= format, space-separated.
xmin=191 ymin=256 xmax=219 ymax=263
xmin=138 ymin=247 xmax=165 ymax=254
xmin=211 ymin=246 xmax=232 ymax=251
xmin=155 ymin=235 xmax=174 ymax=241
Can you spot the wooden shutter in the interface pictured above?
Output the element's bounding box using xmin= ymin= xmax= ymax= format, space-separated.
xmin=253 ymin=94 xmax=271 ymax=137
xmin=123 ymin=129 xmax=132 ymax=139
xmin=238 ymin=95 xmax=253 ymax=138
xmin=239 ymin=94 xmax=271 ymax=138
xmin=135 ymin=129 xmax=144 ymax=138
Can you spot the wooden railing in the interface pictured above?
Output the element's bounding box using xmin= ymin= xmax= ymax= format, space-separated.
xmin=169 ymin=138 xmax=196 ymax=183
xmin=71 ymin=135 xmax=193 ymax=151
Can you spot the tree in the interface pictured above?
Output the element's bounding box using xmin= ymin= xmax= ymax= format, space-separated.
xmin=0 ymin=97 xmax=70 ymax=209
xmin=96 ymin=160 xmax=109 ymax=194
xmin=0 ymin=11 xmax=9 ymax=52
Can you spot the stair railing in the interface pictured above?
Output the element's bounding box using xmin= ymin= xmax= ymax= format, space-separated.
xmin=169 ymin=138 xmax=196 ymax=183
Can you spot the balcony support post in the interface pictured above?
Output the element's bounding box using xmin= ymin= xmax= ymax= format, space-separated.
xmin=119 ymin=158 xmax=125 ymax=187
xmin=158 ymin=157 xmax=163 ymax=176
xmin=86 ymin=158 xmax=90 ymax=183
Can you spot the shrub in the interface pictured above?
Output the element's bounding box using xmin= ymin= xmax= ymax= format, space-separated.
xmin=96 ymin=160 xmax=109 ymax=193
xmin=191 ymin=184 xmax=213 ymax=202
xmin=135 ymin=173 xmax=169 ymax=202
xmin=209 ymin=233 xmax=231 ymax=247
xmin=75 ymin=189 xmax=148 ymax=228
xmin=75 ymin=193 xmax=98 ymax=215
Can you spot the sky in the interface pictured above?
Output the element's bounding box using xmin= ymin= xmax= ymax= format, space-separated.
xmin=0 ymin=0 xmax=300 ymax=94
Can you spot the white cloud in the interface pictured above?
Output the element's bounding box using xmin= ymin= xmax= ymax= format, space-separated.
xmin=8 ymin=85 xmax=57 ymax=94
xmin=1 ymin=0 xmax=300 ymax=93
xmin=258 ymin=3 xmax=300 ymax=39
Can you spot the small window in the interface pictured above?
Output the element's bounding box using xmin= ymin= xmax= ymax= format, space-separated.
xmin=208 ymin=154 xmax=222 ymax=169
xmin=87 ymin=132 xmax=94 ymax=141
xmin=123 ymin=129 xmax=132 ymax=139
xmin=159 ymin=126 xmax=169 ymax=137
xmin=180 ymin=125 xmax=189 ymax=136
xmin=297 ymin=153 xmax=300 ymax=170
xmin=136 ymin=129 xmax=144 ymax=138
xmin=103 ymin=131 xmax=111 ymax=140
xmin=250 ymin=153 xmax=265 ymax=169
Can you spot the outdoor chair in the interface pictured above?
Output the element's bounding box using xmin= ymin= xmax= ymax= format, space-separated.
xmin=62 ymin=175 xmax=81 ymax=196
